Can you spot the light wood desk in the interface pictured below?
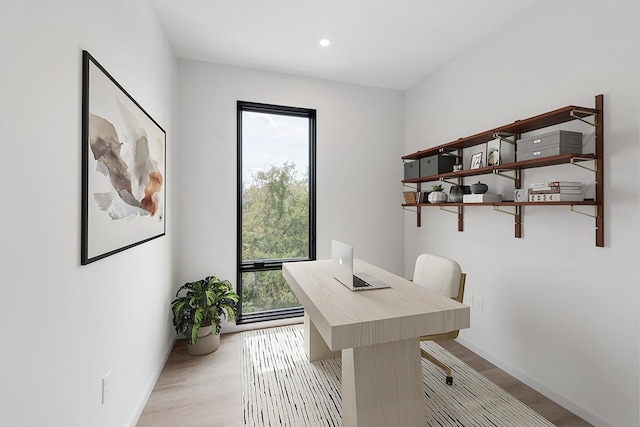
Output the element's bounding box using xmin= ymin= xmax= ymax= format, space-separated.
xmin=282 ymin=259 xmax=470 ymax=427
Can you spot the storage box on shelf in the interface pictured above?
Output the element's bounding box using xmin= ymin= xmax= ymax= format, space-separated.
xmin=516 ymin=130 xmax=583 ymax=161
xmin=404 ymin=160 xmax=420 ymax=181
xmin=420 ymin=154 xmax=457 ymax=176
xmin=401 ymin=94 xmax=604 ymax=247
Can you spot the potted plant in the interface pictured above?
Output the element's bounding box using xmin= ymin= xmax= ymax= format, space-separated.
xmin=428 ymin=184 xmax=448 ymax=203
xmin=171 ymin=276 xmax=239 ymax=356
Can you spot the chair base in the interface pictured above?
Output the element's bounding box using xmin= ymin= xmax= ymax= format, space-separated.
xmin=421 ymin=347 xmax=454 ymax=386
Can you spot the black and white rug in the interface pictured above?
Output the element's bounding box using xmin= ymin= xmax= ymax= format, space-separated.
xmin=242 ymin=325 xmax=554 ymax=426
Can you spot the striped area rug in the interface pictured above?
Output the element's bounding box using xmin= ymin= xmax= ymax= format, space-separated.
xmin=242 ymin=325 xmax=554 ymax=427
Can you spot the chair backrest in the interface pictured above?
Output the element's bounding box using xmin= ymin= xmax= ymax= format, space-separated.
xmin=412 ymin=254 xmax=464 ymax=300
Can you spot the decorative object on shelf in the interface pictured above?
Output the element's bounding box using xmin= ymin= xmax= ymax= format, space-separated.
xmin=514 ymin=188 xmax=529 ymax=202
xmin=470 ymin=181 xmax=488 ymax=194
xmin=486 ymin=139 xmax=501 ymax=166
xmin=453 ymin=163 xmax=463 ymax=172
xmin=428 ymin=184 xmax=448 ymax=203
xmin=449 ymin=185 xmax=471 ymax=203
xmin=171 ymin=276 xmax=239 ymax=356
xmin=81 ymin=51 xmax=166 ymax=265
xmin=470 ymin=152 xmax=483 ymax=169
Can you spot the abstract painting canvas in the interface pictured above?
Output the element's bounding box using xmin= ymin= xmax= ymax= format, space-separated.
xmin=81 ymin=51 xmax=165 ymax=265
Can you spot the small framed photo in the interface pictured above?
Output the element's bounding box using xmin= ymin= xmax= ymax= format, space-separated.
xmin=470 ymin=152 xmax=483 ymax=169
xmin=486 ymin=139 xmax=501 ymax=166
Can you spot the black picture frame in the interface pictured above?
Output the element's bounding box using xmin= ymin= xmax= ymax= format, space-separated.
xmin=81 ymin=51 xmax=166 ymax=265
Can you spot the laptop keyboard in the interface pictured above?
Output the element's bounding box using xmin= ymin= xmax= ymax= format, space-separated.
xmin=353 ymin=275 xmax=371 ymax=288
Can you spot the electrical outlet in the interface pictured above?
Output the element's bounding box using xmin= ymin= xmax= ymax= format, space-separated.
xmin=102 ymin=370 xmax=111 ymax=404
xmin=464 ymin=293 xmax=474 ymax=306
xmin=473 ymin=295 xmax=484 ymax=311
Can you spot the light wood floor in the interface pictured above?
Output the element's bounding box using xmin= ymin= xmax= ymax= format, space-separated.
xmin=136 ymin=328 xmax=591 ymax=427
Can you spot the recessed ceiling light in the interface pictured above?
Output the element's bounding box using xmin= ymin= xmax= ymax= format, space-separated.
xmin=319 ymin=39 xmax=331 ymax=47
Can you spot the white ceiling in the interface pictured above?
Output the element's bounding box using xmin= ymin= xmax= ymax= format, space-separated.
xmin=152 ymin=0 xmax=539 ymax=90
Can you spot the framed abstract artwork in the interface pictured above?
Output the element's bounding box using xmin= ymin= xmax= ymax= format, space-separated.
xmin=81 ymin=51 xmax=166 ymax=265
xmin=470 ymin=152 xmax=483 ymax=169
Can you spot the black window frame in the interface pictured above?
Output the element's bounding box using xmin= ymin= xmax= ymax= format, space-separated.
xmin=236 ymin=101 xmax=317 ymax=324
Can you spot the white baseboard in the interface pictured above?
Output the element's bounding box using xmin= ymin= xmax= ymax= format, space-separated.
xmin=223 ymin=316 xmax=303 ymax=334
xmin=455 ymin=337 xmax=613 ymax=427
xmin=127 ymin=336 xmax=177 ymax=427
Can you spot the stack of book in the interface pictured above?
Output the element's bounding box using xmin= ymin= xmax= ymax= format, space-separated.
xmin=403 ymin=191 xmax=420 ymax=204
xmin=463 ymin=193 xmax=502 ymax=203
xmin=528 ymin=181 xmax=584 ymax=202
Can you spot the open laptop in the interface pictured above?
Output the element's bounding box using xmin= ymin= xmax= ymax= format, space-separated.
xmin=331 ymin=240 xmax=391 ymax=291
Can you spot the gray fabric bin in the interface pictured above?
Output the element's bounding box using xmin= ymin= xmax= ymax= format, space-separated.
xmin=517 ymin=130 xmax=582 ymax=161
xmin=404 ymin=160 xmax=420 ymax=180
xmin=419 ymin=154 xmax=456 ymax=177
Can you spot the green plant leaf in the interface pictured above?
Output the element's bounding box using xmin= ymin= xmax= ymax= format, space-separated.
xmin=194 ymin=307 xmax=204 ymax=326
xmin=205 ymin=289 xmax=215 ymax=306
xmin=190 ymin=323 xmax=200 ymax=345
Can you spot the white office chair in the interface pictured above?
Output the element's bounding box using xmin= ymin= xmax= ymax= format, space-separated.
xmin=413 ymin=253 xmax=466 ymax=385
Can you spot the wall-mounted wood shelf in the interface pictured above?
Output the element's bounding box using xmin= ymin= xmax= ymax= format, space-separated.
xmin=402 ymin=95 xmax=604 ymax=247
xmin=403 ymin=200 xmax=597 ymax=208
xmin=403 ymin=153 xmax=598 ymax=185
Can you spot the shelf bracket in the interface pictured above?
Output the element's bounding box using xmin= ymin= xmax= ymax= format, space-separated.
xmin=440 ymin=177 xmax=461 ymax=185
xmin=439 ymin=206 xmax=459 ymax=215
xmin=570 ymin=205 xmax=598 ymax=219
xmin=570 ymin=157 xmax=597 ymax=172
xmin=570 ymin=109 xmax=598 ymax=127
xmin=493 ymin=206 xmax=518 ymax=216
xmin=492 ymin=169 xmax=518 ymax=180
xmin=438 ymin=148 xmax=462 ymax=158
xmin=492 ymin=132 xmax=517 ymax=145
xmin=402 ymin=206 xmax=419 ymax=213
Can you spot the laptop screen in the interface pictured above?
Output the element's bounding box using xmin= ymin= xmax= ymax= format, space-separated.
xmin=331 ymin=240 xmax=354 ymax=287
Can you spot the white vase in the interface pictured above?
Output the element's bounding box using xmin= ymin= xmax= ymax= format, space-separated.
xmin=428 ymin=191 xmax=448 ymax=203
xmin=186 ymin=325 xmax=220 ymax=356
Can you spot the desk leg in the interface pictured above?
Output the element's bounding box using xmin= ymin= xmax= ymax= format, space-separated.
xmin=303 ymin=313 xmax=341 ymax=362
xmin=342 ymin=337 xmax=426 ymax=427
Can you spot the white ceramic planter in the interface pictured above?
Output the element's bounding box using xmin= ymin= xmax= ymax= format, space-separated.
xmin=428 ymin=191 xmax=448 ymax=203
xmin=186 ymin=325 xmax=220 ymax=356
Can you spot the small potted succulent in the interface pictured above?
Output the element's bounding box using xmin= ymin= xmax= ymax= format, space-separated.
xmin=428 ymin=184 xmax=448 ymax=203
xmin=171 ymin=276 xmax=239 ymax=355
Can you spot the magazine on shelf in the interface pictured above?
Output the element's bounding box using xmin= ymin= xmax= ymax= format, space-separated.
xmin=529 ymin=181 xmax=582 ymax=188
xmin=529 ymin=187 xmax=582 ymax=194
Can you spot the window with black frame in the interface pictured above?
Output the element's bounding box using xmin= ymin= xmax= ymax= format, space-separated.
xmin=236 ymin=101 xmax=316 ymax=323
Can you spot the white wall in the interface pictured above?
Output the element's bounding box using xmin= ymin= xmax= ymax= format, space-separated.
xmin=177 ymin=60 xmax=405 ymax=332
xmin=404 ymin=1 xmax=639 ymax=426
xmin=0 ymin=1 xmax=178 ymax=427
